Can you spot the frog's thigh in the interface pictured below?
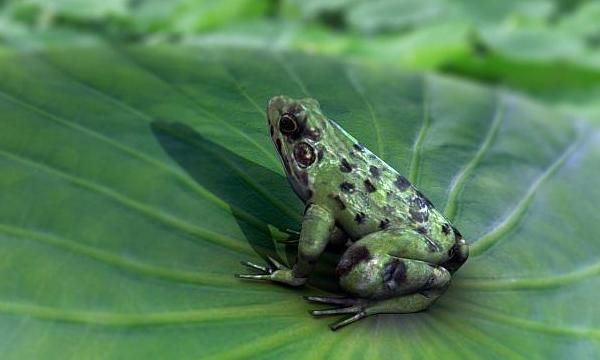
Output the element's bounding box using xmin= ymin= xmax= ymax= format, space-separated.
xmin=336 ymin=230 xmax=451 ymax=299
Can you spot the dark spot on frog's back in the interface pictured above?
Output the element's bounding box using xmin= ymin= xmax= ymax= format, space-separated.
xmin=364 ymin=179 xmax=376 ymax=193
xmin=379 ymin=218 xmax=390 ymax=229
xmin=394 ymin=175 xmax=410 ymax=191
xmin=412 ymin=196 xmax=428 ymax=210
xmin=340 ymin=182 xmax=355 ymax=193
xmin=416 ymin=190 xmax=434 ymax=208
xmin=409 ymin=206 xmax=428 ymax=223
xmin=353 ymin=143 xmax=365 ymax=152
xmin=369 ymin=165 xmax=380 ymax=178
xmin=354 ymin=212 xmax=366 ymax=224
xmin=383 ymin=258 xmax=407 ymax=285
xmin=441 ymin=223 xmax=450 ymax=236
xmin=416 ymin=226 xmax=427 ymax=235
xmin=409 ymin=195 xmax=429 ymax=223
xmin=336 ymin=245 xmax=371 ymax=277
xmin=339 ymin=158 xmax=353 ymax=173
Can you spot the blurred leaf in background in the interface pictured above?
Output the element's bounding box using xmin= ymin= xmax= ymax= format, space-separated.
xmin=2 ymin=0 xmax=592 ymax=122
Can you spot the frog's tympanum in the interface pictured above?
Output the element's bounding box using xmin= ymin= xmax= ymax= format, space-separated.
xmin=238 ymin=96 xmax=469 ymax=330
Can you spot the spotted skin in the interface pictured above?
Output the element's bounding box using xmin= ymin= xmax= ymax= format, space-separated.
xmin=238 ymin=96 xmax=469 ymax=331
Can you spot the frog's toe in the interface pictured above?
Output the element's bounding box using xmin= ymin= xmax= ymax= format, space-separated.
xmin=312 ymin=306 xmax=370 ymax=331
xmin=236 ymin=273 xmax=273 ymax=281
xmin=266 ymin=256 xmax=287 ymax=270
xmin=309 ymin=303 xmax=369 ymax=330
xmin=237 ymin=256 xmax=292 ymax=282
xmin=329 ymin=312 xmax=368 ymax=331
xmin=306 ymin=296 xmax=371 ymax=330
xmin=304 ymin=295 xmax=359 ymax=306
xmin=310 ymin=305 xmax=362 ymax=317
xmin=240 ymin=261 xmax=269 ymax=273
xmin=237 ymin=259 xmax=275 ymax=280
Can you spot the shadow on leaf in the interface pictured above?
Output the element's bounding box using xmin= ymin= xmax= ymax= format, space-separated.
xmin=151 ymin=121 xmax=341 ymax=292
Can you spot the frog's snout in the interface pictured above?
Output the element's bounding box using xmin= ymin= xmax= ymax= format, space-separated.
xmin=268 ymin=95 xmax=284 ymax=108
xmin=267 ymin=95 xmax=285 ymax=125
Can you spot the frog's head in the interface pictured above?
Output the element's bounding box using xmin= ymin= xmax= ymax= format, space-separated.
xmin=267 ymin=95 xmax=328 ymax=201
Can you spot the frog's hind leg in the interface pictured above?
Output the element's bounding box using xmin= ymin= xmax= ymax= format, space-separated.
xmin=306 ymin=260 xmax=449 ymax=330
xmin=306 ymin=289 xmax=444 ymax=330
xmin=307 ymin=227 xmax=452 ymax=330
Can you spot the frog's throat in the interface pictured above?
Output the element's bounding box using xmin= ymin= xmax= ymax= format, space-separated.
xmin=281 ymin=157 xmax=311 ymax=203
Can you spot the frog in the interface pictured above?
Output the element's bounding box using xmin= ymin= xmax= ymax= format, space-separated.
xmin=237 ymin=95 xmax=469 ymax=330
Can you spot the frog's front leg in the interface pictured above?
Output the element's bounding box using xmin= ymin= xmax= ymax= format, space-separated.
xmin=237 ymin=204 xmax=334 ymax=287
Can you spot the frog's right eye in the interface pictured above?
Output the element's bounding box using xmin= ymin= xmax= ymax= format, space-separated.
xmin=279 ymin=113 xmax=298 ymax=135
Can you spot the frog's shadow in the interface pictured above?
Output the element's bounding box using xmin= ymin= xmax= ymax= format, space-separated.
xmin=150 ymin=121 xmax=342 ymax=292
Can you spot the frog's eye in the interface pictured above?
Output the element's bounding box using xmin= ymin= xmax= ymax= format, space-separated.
xmin=279 ymin=113 xmax=298 ymax=135
xmin=293 ymin=142 xmax=316 ymax=168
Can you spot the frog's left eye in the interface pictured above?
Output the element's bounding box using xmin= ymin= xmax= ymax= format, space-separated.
xmin=279 ymin=113 xmax=298 ymax=135
xmin=293 ymin=142 xmax=316 ymax=168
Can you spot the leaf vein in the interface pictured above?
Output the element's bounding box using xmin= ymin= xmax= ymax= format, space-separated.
xmin=0 ymin=148 xmax=253 ymax=255
xmin=408 ymin=76 xmax=431 ymax=185
xmin=111 ymin=46 xmax=280 ymax=168
xmin=444 ymin=95 xmax=508 ymax=221
xmin=343 ymin=66 xmax=385 ymax=158
xmin=0 ymin=224 xmax=240 ymax=287
xmin=456 ymin=260 xmax=600 ymax=290
xmin=471 ymin=130 xmax=587 ymax=256
xmin=274 ymin=53 xmax=311 ymax=97
xmin=0 ymin=300 xmax=298 ymax=327
xmin=443 ymin=299 xmax=600 ymax=339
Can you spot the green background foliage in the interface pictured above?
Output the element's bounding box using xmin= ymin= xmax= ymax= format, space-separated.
xmin=0 ymin=1 xmax=599 ymax=358
xmin=1 ymin=0 xmax=599 ymax=120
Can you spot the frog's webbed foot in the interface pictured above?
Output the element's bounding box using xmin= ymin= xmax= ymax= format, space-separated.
xmin=236 ymin=256 xmax=306 ymax=287
xmin=306 ymin=291 xmax=443 ymax=331
xmin=305 ymin=296 xmax=369 ymax=331
xmin=237 ymin=256 xmax=284 ymax=278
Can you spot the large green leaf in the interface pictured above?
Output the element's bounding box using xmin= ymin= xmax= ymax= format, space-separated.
xmin=0 ymin=45 xmax=598 ymax=359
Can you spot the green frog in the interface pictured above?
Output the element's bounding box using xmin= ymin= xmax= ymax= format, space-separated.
xmin=237 ymin=95 xmax=468 ymax=330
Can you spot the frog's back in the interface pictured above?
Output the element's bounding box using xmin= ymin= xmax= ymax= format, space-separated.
xmin=314 ymin=138 xmax=457 ymax=251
